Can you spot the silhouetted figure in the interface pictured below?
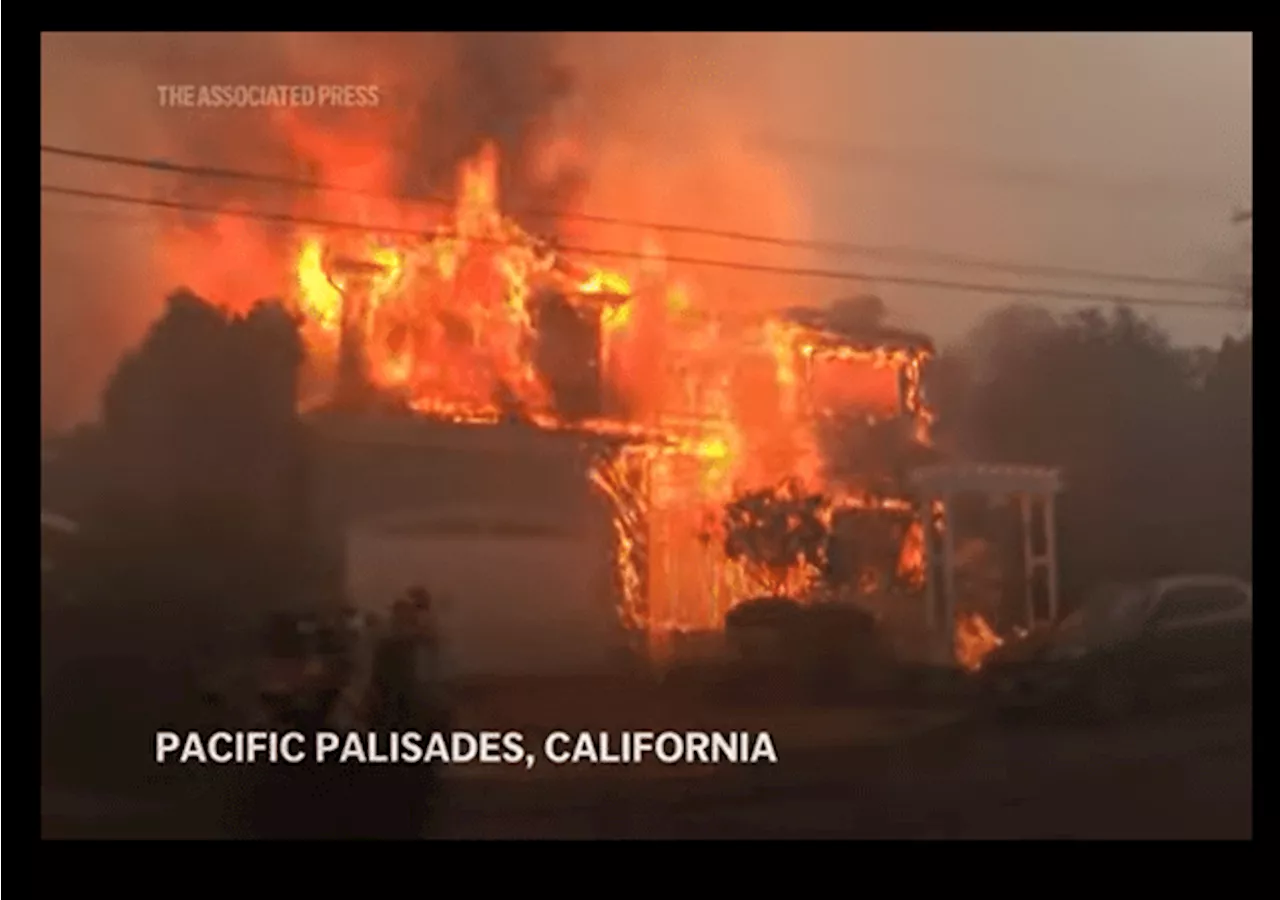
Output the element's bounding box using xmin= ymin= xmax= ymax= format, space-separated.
xmin=406 ymin=587 xmax=443 ymax=681
xmin=370 ymin=593 xmax=448 ymax=728
xmin=363 ymin=591 xmax=447 ymax=838
xmin=241 ymin=614 xmax=366 ymax=839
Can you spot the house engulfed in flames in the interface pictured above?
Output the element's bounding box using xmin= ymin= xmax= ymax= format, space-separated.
xmin=291 ymin=142 xmax=943 ymax=652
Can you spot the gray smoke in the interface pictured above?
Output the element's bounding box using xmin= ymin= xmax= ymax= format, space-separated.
xmin=39 ymin=32 xmax=755 ymax=429
xmin=48 ymin=33 xmax=588 ymax=218
xmin=398 ymin=32 xmax=586 ymax=216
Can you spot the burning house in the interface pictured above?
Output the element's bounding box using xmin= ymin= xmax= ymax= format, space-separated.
xmin=222 ymin=142 xmax=949 ymax=670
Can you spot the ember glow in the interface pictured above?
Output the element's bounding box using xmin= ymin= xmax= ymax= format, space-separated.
xmin=168 ymin=138 xmax=939 ymax=643
xmin=955 ymin=612 xmax=1004 ymax=672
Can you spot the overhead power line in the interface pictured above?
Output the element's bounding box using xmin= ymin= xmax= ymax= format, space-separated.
xmin=41 ymin=144 xmax=1239 ymax=293
xmin=757 ymin=136 xmax=1238 ymax=205
xmin=41 ymin=183 xmax=1247 ymax=314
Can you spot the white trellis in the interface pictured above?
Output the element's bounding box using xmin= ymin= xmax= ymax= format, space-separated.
xmin=907 ymin=463 xmax=1063 ymax=658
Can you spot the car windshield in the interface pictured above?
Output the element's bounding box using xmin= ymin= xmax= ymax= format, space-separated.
xmin=1056 ymin=583 xmax=1154 ymax=641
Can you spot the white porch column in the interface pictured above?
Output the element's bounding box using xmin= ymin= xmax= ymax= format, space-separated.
xmin=1044 ymin=492 xmax=1059 ymax=623
xmin=922 ymin=499 xmax=936 ymax=630
xmin=1019 ymin=493 xmax=1035 ymax=627
xmin=940 ymin=493 xmax=956 ymax=638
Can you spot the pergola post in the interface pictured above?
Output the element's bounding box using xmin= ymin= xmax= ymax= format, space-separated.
xmin=940 ymin=492 xmax=956 ymax=641
xmin=1019 ymin=493 xmax=1035 ymax=627
xmin=1044 ymin=493 xmax=1059 ymax=623
xmin=908 ymin=464 xmax=1063 ymax=665
xmin=922 ymin=495 xmax=937 ymax=630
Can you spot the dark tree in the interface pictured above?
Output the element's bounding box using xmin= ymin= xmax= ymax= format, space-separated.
xmin=99 ymin=291 xmax=303 ymax=531
xmin=84 ymin=290 xmax=310 ymax=645
xmin=1195 ymin=332 xmax=1252 ymax=577
xmin=931 ymin=302 xmax=1252 ymax=602
xmin=43 ymin=292 xmax=311 ymax=801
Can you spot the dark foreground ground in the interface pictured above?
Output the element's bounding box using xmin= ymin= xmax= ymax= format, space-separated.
xmin=43 ymin=692 xmax=1250 ymax=839
xmin=436 ymin=700 xmax=1251 ymax=839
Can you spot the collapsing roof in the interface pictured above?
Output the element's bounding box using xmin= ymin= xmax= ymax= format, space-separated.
xmin=782 ymin=307 xmax=936 ymax=356
xmin=908 ymin=463 xmax=1063 ymax=497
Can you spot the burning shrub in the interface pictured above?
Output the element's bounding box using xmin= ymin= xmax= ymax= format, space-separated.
xmin=721 ymin=479 xmax=830 ymax=598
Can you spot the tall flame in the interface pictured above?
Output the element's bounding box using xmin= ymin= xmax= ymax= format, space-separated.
xmin=244 ymin=142 xmax=935 ymax=640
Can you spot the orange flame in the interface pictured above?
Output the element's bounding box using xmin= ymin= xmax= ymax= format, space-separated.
xmin=955 ymin=612 xmax=1004 ymax=671
xmin=182 ymin=139 xmax=937 ymax=638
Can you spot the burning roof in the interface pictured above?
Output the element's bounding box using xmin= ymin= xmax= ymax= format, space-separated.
xmin=185 ymin=141 xmax=938 ymax=635
xmin=781 ymin=307 xmax=936 ymax=357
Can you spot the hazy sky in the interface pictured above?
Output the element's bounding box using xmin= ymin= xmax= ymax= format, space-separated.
xmin=40 ymin=32 xmax=1252 ymax=429
xmin=753 ymin=32 xmax=1252 ymax=337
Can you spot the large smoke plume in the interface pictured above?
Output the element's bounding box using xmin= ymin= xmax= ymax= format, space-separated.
xmin=42 ymin=33 xmax=812 ymax=431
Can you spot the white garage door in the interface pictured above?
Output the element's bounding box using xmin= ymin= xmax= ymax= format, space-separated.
xmin=345 ymin=509 xmax=623 ymax=677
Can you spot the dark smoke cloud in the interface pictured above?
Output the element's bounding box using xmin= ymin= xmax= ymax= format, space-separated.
xmin=399 ymin=32 xmax=585 ymax=214
xmin=78 ymin=32 xmax=588 ymax=215
xmin=41 ymin=33 xmax=784 ymax=430
xmin=41 ymin=33 xmax=594 ymax=429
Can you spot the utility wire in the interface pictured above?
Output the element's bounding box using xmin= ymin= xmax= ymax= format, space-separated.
xmin=41 ymin=183 xmax=1248 ymax=313
xmin=41 ymin=144 xmax=1240 ymax=293
xmin=758 ymin=136 xmax=1238 ymax=204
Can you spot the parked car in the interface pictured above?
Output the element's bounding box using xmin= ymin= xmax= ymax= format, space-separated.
xmin=981 ymin=574 xmax=1252 ymax=720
